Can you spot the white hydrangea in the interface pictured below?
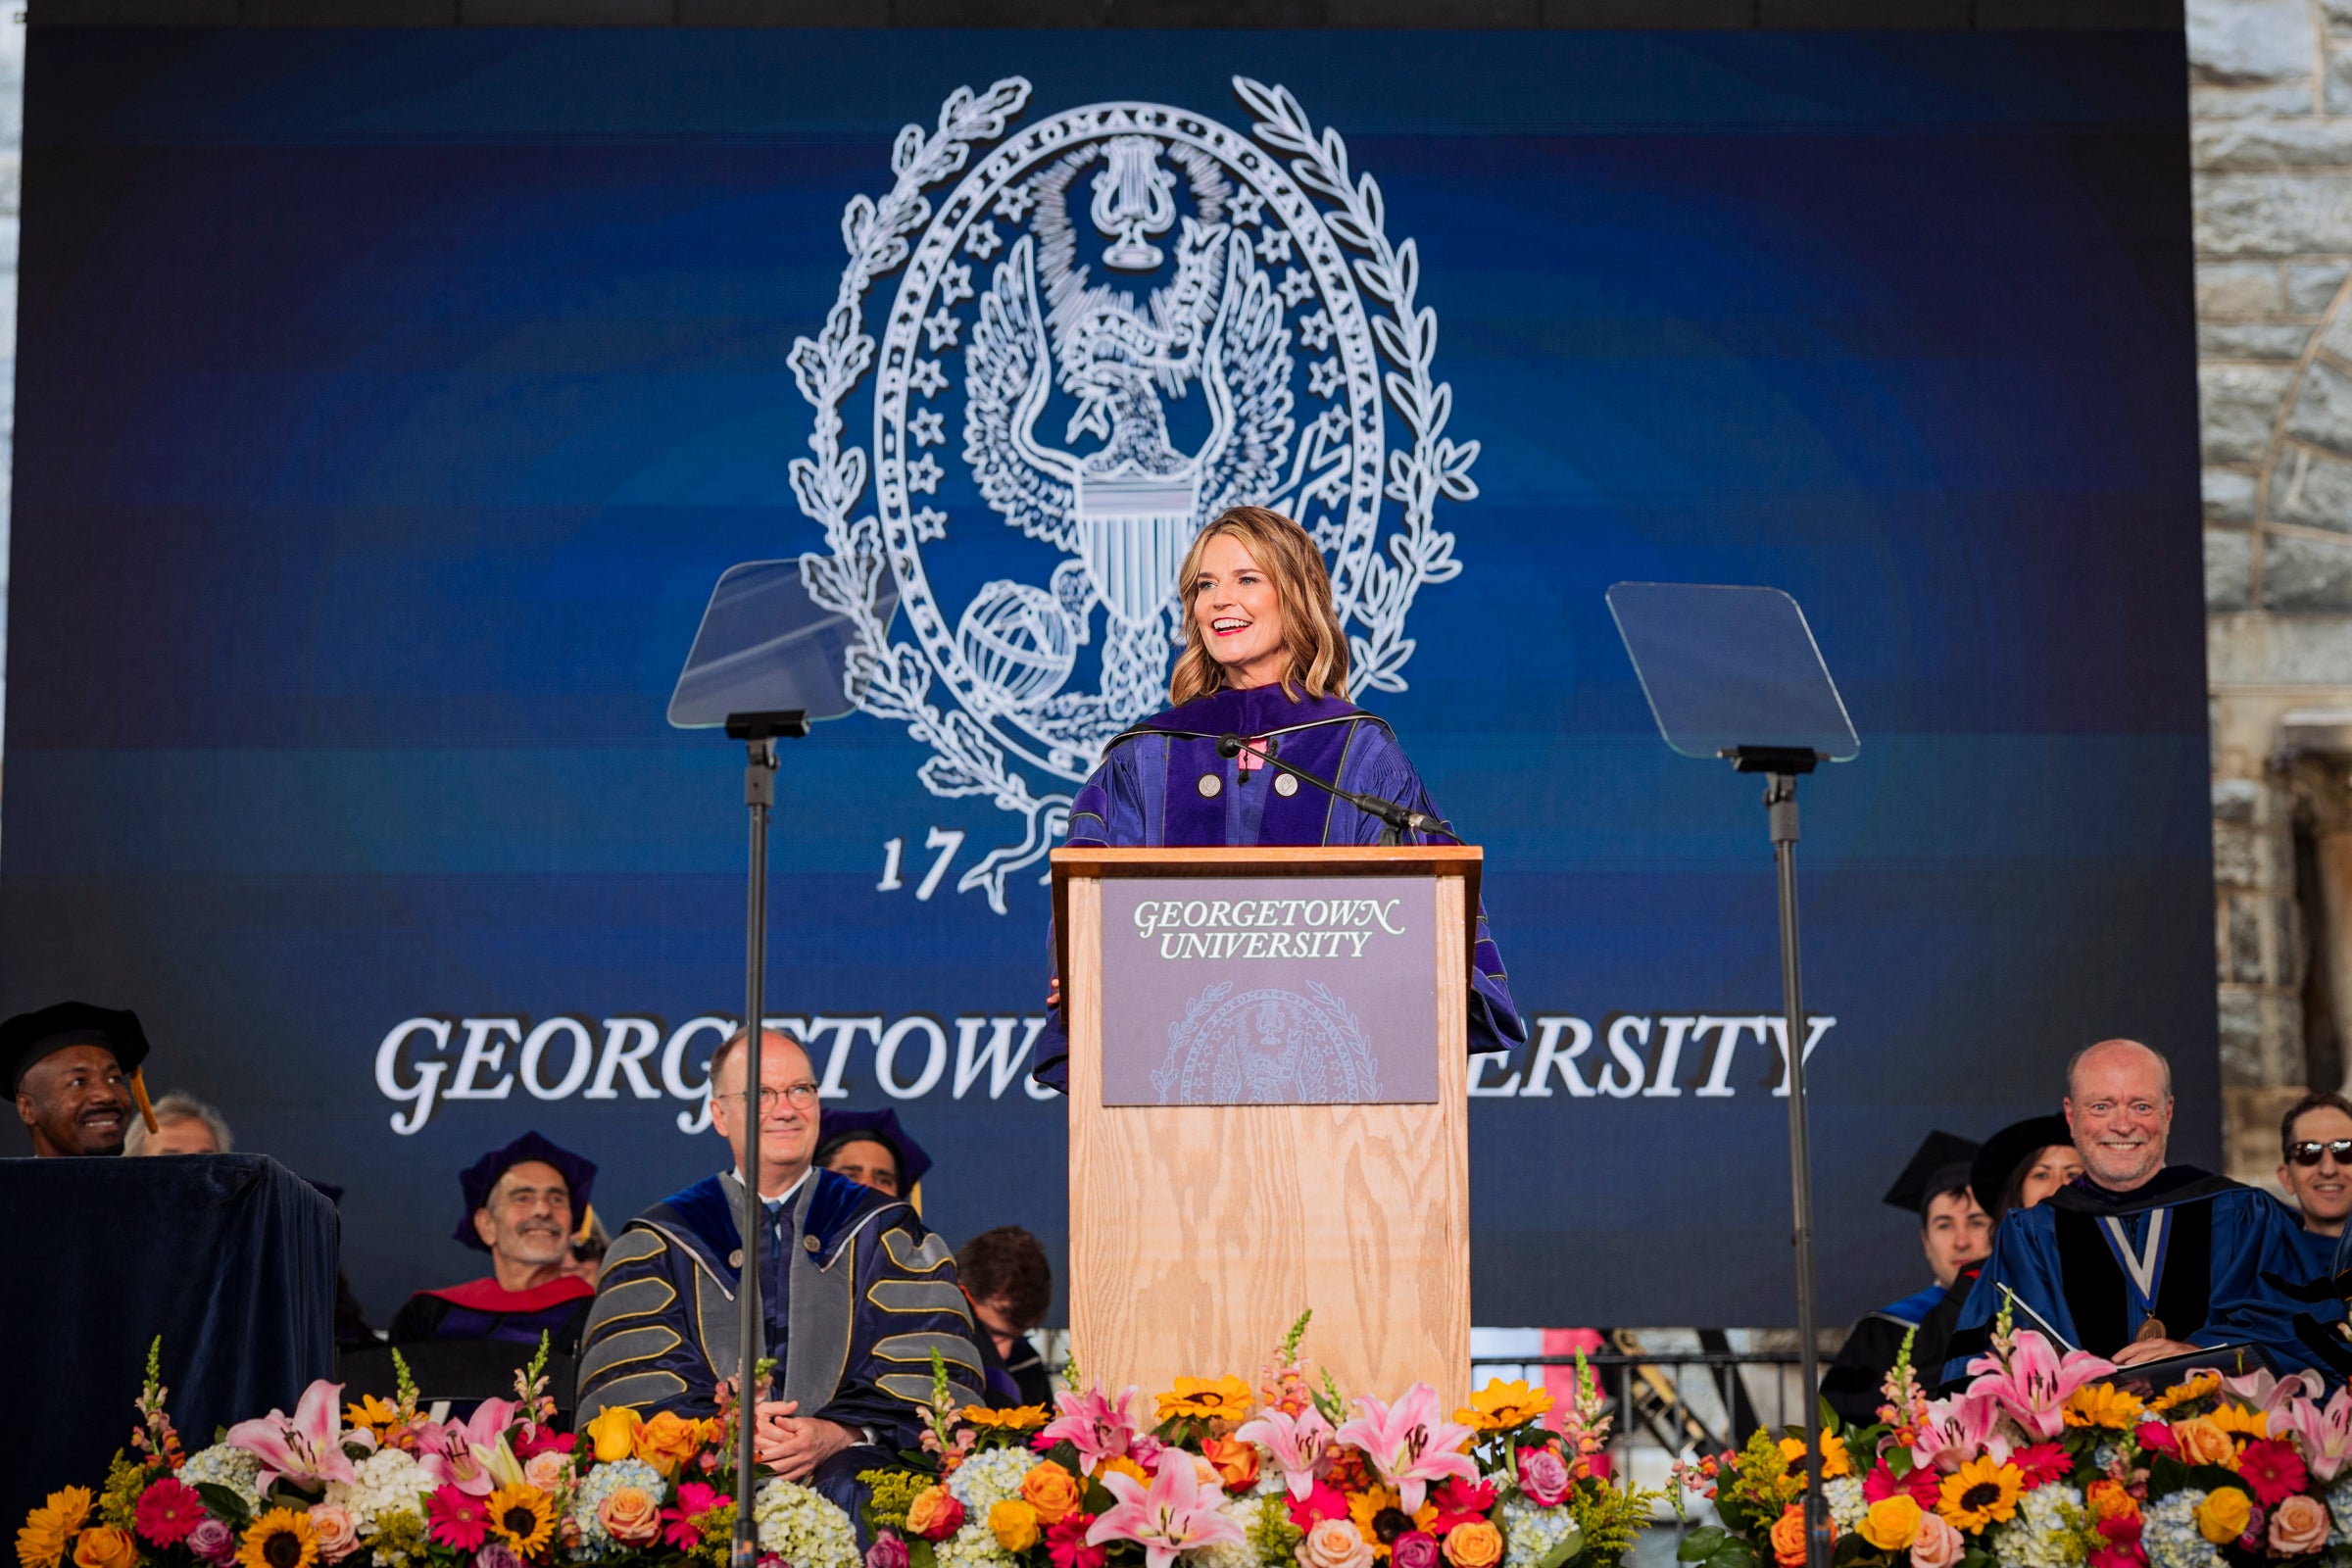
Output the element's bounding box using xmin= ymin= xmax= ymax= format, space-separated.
xmin=2328 ymin=1474 xmax=2352 ymax=1545
xmin=1185 ymin=1497 xmax=1263 ymax=1568
xmin=1498 ymin=1495 xmax=1582 ymax=1568
xmin=567 ymin=1458 xmax=667 ymax=1561
xmin=933 ymin=1516 xmax=1015 ymax=1568
xmin=1822 ymin=1476 xmax=1866 ymax=1534
xmin=752 ymin=1477 xmax=858 ymax=1568
xmin=1988 ymin=1484 xmax=2084 ymax=1568
xmin=946 ymin=1447 xmax=1040 ymax=1514
xmin=2143 ymin=1491 xmax=2225 ymax=1568
xmin=181 ymin=1445 xmax=266 ymax=1512
xmin=324 ymin=1448 xmax=433 ymax=1534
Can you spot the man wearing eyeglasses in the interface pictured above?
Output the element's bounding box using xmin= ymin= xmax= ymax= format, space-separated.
xmin=576 ymin=1028 xmax=984 ymax=1508
xmin=2278 ymin=1092 xmax=2352 ymax=1249
xmin=1942 ymin=1038 xmax=2337 ymax=1386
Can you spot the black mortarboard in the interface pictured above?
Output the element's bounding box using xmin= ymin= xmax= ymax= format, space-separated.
xmin=1883 ymin=1129 xmax=1983 ymax=1215
xmin=817 ymin=1106 xmax=933 ymax=1193
xmin=0 ymin=1002 xmax=159 ymax=1133
xmin=1970 ymin=1114 xmax=2074 ymax=1218
xmin=454 ymin=1131 xmax=598 ymax=1251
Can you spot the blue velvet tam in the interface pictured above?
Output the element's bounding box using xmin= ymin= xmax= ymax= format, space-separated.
xmin=816 ymin=1106 xmax=932 ymax=1191
xmin=455 ymin=1130 xmax=597 ymax=1250
xmin=0 ymin=1000 xmax=150 ymax=1090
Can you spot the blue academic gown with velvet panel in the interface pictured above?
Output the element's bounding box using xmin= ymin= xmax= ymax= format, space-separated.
xmin=1032 ymin=686 xmax=1526 ymax=1089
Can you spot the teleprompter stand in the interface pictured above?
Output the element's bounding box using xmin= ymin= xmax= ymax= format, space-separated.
xmin=670 ymin=562 xmax=892 ymax=1568
xmin=1607 ymin=583 xmax=1859 ymax=1568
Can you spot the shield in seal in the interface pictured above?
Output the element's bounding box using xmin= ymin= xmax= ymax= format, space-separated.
xmin=790 ymin=75 xmax=1480 ymax=911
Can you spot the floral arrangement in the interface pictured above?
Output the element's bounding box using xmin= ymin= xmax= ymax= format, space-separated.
xmin=14 ymin=1339 xmax=855 ymax=1568
xmin=858 ymin=1313 xmax=1659 ymax=1568
xmin=18 ymin=1318 xmax=1659 ymax=1568
xmin=1671 ymin=1302 xmax=2352 ymax=1568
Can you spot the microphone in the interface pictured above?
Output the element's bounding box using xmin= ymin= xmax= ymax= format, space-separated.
xmin=1215 ymin=733 xmax=1457 ymax=843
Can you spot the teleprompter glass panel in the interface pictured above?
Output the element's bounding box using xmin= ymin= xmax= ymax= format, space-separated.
xmin=1605 ymin=581 xmax=1859 ymax=762
xmin=667 ymin=560 xmax=896 ymax=728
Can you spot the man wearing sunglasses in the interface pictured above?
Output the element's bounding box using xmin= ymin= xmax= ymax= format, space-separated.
xmin=2278 ymin=1092 xmax=2352 ymax=1252
xmin=576 ymin=1028 xmax=984 ymax=1513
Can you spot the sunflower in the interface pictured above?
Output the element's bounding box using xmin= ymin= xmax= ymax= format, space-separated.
xmin=1455 ymin=1380 xmax=1555 ymax=1433
xmin=2148 ymin=1371 xmax=2223 ymax=1416
xmin=2209 ymin=1402 xmax=2271 ymax=1441
xmin=344 ymin=1395 xmax=403 ymax=1441
xmin=18 ymin=1487 xmax=96 ymax=1568
xmin=236 ymin=1508 xmax=318 ymax=1568
xmin=1935 ymin=1456 xmax=2023 ymax=1533
xmin=485 ymin=1486 xmax=554 ymax=1556
xmin=1154 ymin=1376 xmax=1253 ymax=1425
xmin=961 ymin=1404 xmax=1051 ymax=1432
xmin=1348 ymin=1484 xmax=1440 ymax=1558
xmin=2062 ymin=1384 xmax=2145 ymax=1431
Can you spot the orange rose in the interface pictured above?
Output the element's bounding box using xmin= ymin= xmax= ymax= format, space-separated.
xmin=633 ymin=1410 xmax=710 ymax=1477
xmin=906 ymin=1487 xmax=965 ymax=1544
xmin=989 ymin=1501 xmax=1041 ymax=1553
xmin=1202 ymin=1437 xmax=1261 ymax=1493
xmin=1769 ymin=1504 xmax=1831 ymax=1568
xmin=599 ymin=1489 xmax=662 ymax=1548
xmin=2084 ymin=1481 xmax=2139 ymax=1523
xmin=2173 ymin=1418 xmax=2237 ymax=1470
xmin=1442 ymin=1522 xmax=1503 ymax=1568
xmin=72 ymin=1528 xmax=136 ymax=1568
xmin=1020 ymin=1462 xmax=1085 ymax=1525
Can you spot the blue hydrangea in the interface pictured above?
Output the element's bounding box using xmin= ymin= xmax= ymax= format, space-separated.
xmin=2143 ymin=1491 xmax=2225 ymax=1568
xmin=568 ymin=1458 xmax=666 ymax=1562
xmin=1499 ymin=1495 xmax=1582 ymax=1568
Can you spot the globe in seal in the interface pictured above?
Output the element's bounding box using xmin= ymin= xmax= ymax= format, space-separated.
xmin=955 ymin=580 xmax=1076 ymax=709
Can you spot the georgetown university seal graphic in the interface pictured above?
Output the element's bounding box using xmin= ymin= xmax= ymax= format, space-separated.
xmin=1152 ymin=981 xmax=1382 ymax=1106
xmin=791 ymin=76 xmax=1479 ymax=910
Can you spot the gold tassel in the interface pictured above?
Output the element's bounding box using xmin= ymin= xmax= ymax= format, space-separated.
xmin=129 ymin=1066 xmax=159 ymax=1135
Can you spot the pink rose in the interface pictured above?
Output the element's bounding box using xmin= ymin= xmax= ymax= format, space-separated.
xmin=599 ymin=1487 xmax=663 ymax=1547
xmin=184 ymin=1521 xmax=236 ymax=1566
xmin=1909 ymin=1514 xmax=1964 ymax=1568
xmin=2270 ymin=1495 xmax=2328 ymax=1556
xmin=309 ymin=1505 xmax=361 ymax=1565
xmin=865 ymin=1534 xmax=911 ymax=1568
xmin=1393 ymin=1532 xmax=1441 ymax=1568
xmin=1297 ymin=1517 xmax=1375 ymax=1568
xmin=1517 ymin=1448 xmax=1571 ymax=1508
xmin=524 ymin=1450 xmax=569 ymax=1494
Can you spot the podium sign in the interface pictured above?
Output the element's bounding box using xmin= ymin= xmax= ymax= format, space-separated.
xmin=1054 ymin=846 xmax=1478 ymax=1407
xmin=1101 ymin=875 xmax=1440 ymax=1106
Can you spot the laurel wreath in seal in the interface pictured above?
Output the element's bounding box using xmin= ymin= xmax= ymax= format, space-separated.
xmin=789 ymin=74 xmax=1480 ymax=914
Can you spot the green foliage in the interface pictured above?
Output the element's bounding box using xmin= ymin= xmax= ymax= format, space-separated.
xmin=862 ymin=1469 xmax=934 ymax=1534
xmin=391 ymin=1348 xmax=419 ymax=1412
xmin=1676 ymin=1525 xmax=1757 ymax=1568
xmin=1281 ymin=1311 xmax=1314 ymax=1362
xmin=1250 ymin=1495 xmax=1304 ymax=1566
xmin=193 ymin=1482 xmax=252 ymax=1533
xmin=1314 ymin=1367 xmax=1348 ymax=1426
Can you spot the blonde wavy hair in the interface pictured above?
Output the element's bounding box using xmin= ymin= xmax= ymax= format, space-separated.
xmin=1167 ymin=507 xmax=1349 ymax=705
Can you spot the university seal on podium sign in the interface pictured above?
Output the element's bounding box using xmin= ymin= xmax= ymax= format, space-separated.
xmin=791 ymin=77 xmax=1480 ymax=910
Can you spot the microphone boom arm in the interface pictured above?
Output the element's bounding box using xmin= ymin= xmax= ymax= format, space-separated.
xmin=1216 ymin=733 xmax=1459 ymax=844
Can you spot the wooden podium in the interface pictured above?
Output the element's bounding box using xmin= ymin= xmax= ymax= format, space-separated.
xmin=1052 ymin=845 xmax=1480 ymax=1408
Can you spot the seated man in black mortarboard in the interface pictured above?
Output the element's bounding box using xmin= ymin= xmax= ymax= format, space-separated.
xmin=2 ymin=1002 xmax=159 ymax=1158
xmin=816 ymin=1106 xmax=930 ymax=1204
xmin=389 ymin=1131 xmax=599 ymax=1354
xmin=1821 ymin=1130 xmax=1987 ymax=1423
xmin=1944 ymin=1039 xmax=2336 ymax=1386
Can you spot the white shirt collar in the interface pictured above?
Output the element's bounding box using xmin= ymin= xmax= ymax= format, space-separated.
xmin=727 ymin=1165 xmax=812 ymax=1207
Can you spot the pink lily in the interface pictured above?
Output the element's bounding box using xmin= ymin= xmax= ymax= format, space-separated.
xmin=1085 ymin=1447 xmax=1248 ymax=1568
xmin=416 ymin=1397 xmax=518 ymax=1496
xmin=1963 ymin=1331 xmax=2112 ymax=1441
xmin=2282 ymin=1385 xmax=2352 ymax=1482
xmin=1333 ymin=1384 xmax=1478 ymax=1515
xmin=1235 ymin=1405 xmax=1337 ymax=1500
xmin=1035 ymin=1385 xmax=1143 ymax=1468
xmin=224 ymin=1380 xmax=361 ymax=1492
xmin=2225 ymin=1366 xmax=2319 ymax=1416
xmin=1909 ymin=1391 xmax=2003 ymax=1474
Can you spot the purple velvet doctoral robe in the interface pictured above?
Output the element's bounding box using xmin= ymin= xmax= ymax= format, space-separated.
xmin=1032 ymin=685 xmax=1526 ymax=1090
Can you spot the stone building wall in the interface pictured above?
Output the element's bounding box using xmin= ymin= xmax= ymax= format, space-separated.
xmin=2195 ymin=0 xmax=2352 ymax=1181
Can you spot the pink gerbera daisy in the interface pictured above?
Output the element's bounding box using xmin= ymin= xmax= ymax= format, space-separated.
xmin=424 ymin=1485 xmax=491 ymax=1551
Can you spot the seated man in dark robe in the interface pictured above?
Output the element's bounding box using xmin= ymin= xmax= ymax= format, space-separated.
xmin=1944 ymin=1040 xmax=2331 ymax=1385
xmin=576 ymin=1030 xmax=981 ymax=1508
xmin=817 ymin=1106 xmax=929 ymax=1204
xmin=390 ymin=1132 xmax=599 ymax=1353
xmin=1822 ymin=1131 xmax=1986 ymax=1424
xmin=3 ymin=1002 xmax=154 ymax=1158
xmin=958 ymin=1225 xmax=1054 ymax=1408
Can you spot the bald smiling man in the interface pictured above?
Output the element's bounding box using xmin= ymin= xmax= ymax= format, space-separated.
xmin=1942 ymin=1040 xmax=2336 ymax=1384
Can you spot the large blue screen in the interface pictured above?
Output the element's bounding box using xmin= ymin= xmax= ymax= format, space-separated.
xmin=2 ymin=25 xmax=2207 ymax=1329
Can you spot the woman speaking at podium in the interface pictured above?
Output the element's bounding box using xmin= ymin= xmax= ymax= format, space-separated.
xmin=1032 ymin=505 xmax=1526 ymax=1089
